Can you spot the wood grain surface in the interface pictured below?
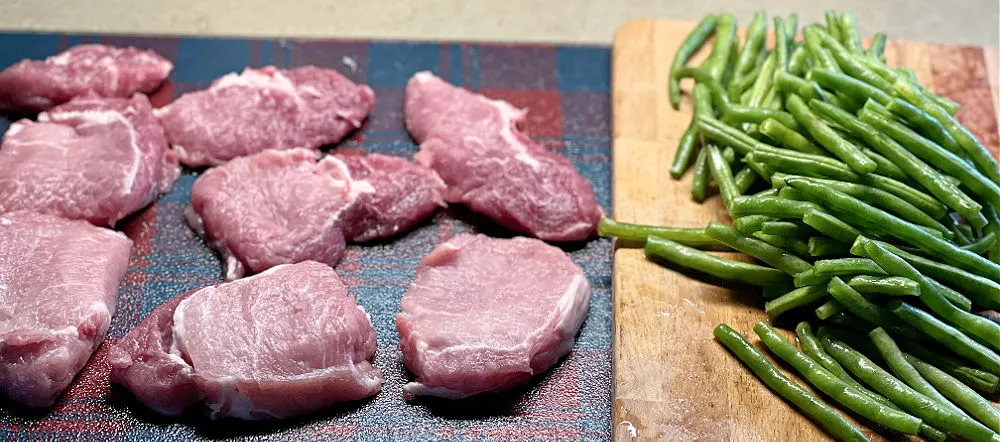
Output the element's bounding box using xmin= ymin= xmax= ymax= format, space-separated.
xmin=610 ymin=19 xmax=1000 ymax=441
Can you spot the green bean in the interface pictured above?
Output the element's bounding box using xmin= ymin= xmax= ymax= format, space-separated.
xmin=774 ymin=71 xmax=828 ymax=103
xmin=675 ymin=67 xmax=731 ymax=110
xmin=705 ymin=221 xmax=812 ymax=275
xmin=894 ymin=79 xmax=1000 ymax=184
xmin=869 ymin=328 xmax=967 ymax=416
xmin=696 ymin=116 xmax=759 ymax=155
xmin=722 ymin=105 xmax=799 ymax=130
xmin=884 ymin=98 xmax=965 ymax=157
xmin=794 ymin=259 xmax=886 ymax=288
xmin=761 ymin=221 xmax=814 ymax=238
xmin=706 ymin=145 xmax=739 ymax=209
xmin=734 ymin=165 xmax=758 ymax=194
xmin=865 ymin=103 xmax=1000 ymax=206
xmin=808 ymin=237 xmax=850 ymax=257
xmin=728 ymin=68 xmax=760 ymax=102
xmin=859 ymin=148 xmax=909 ymax=182
xmin=691 ymin=147 xmax=711 ymax=203
xmin=763 ymin=283 xmax=797 ymax=300
xmin=805 ymin=24 xmax=840 ymax=71
xmin=744 ymin=154 xmax=773 ymax=182
xmin=849 ymin=53 xmax=960 ymax=115
xmin=671 ymin=126 xmax=701 ymax=180
xmin=821 ymin=334 xmax=999 ymax=442
xmin=753 ymin=232 xmax=810 ymax=258
xmin=749 ymin=147 xmax=856 ymax=181
xmin=645 ymin=236 xmax=789 ymax=286
xmin=720 ymin=146 xmax=736 ymax=166
xmin=731 ymin=11 xmax=768 ymax=79
xmin=984 ymin=204 xmax=1000 ymax=265
xmin=597 ymin=218 xmax=731 ymax=250
xmin=785 ymin=178 xmax=1000 ymax=282
xmin=786 ymin=95 xmax=876 ymax=174
xmin=755 ymin=322 xmax=923 ymax=435
xmin=837 ymin=12 xmax=864 ymax=54
xmin=668 ymin=15 xmax=720 ymax=110
xmin=963 ymin=231 xmax=997 ymax=256
xmin=816 ymin=300 xmax=846 ymax=319
xmin=730 ymin=195 xmax=819 ymax=219
xmin=813 ymin=27 xmax=894 ymax=92
xmin=847 ymin=275 xmax=919 ymax=297
xmin=758 ymin=119 xmax=824 ymax=155
xmin=807 ymin=68 xmax=892 ymax=105
xmin=765 ymin=286 xmax=828 ymax=318
xmin=852 ymin=237 xmax=974 ymax=311
xmin=788 ymin=44 xmax=809 ymax=77
xmin=802 ymin=209 xmax=860 ymax=244
xmin=903 ymin=345 xmax=1000 ymax=394
xmin=867 ymin=33 xmax=887 ymax=61
xmin=889 ymin=300 xmax=1000 ymax=377
xmin=827 ymin=277 xmax=907 ymax=329
xmin=734 ymin=215 xmax=772 ymax=234
xmin=905 ymin=353 xmax=1000 ymax=433
xmin=713 ymin=324 xmax=870 ymax=442
xmin=746 ymin=52 xmax=778 ymax=108
xmin=773 ymin=17 xmax=789 ymax=70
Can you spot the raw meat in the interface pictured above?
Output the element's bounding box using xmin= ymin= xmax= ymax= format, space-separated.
xmin=0 ymin=94 xmax=180 ymax=226
xmin=0 ymin=44 xmax=173 ymax=113
xmin=156 ymin=66 xmax=375 ymax=167
xmin=404 ymin=72 xmax=602 ymax=242
xmin=396 ymin=233 xmax=591 ymax=398
xmin=109 ymin=261 xmax=383 ymax=419
xmin=0 ymin=211 xmax=132 ymax=408
xmin=187 ymin=148 xmax=444 ymax=280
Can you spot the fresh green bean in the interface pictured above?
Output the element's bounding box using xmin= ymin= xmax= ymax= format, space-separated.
xmin=707 ymin=145 xmax=739 ymax=209
xmin=758 ymin=119 xmax=824 ymax=155
xmin=730 ymin=195 xmax=819 ymax=219
xmin=728 ymin=65 xmax=761 ymax=101
xmin=787 ymin=95 xmax=876 ymax=173
xmin=847 ymin=275 xmax=919 ymax=297
xmin=730 ymin=11 xmax=768 ymax=80
xmin=691 ymin=147 xmax=711 ymax=203
xmin=837 ymin=12 xmax=864 ymax=54
xmin=884 ymin=98 xmax=966 ymax=157
xmin=984 ymin=204 xmax=1000 ymax=265
xmin=722 ymin=105 xmax=800 ymax=130
xmin=821 ymin=334 xmax=999 ymax=442
xmin=675 ymin=67 xmax=731 ymax=110
xmin=668 ymin=15 xmax=720 ymax=110
xmin=815 ymin=300 xmax=846 ymax=319
xmin=852 ymin=237 xmax=974 ymax=311
xmin=761 ymin=221 xmax=814 ymax=238
xmin=671 ymin=126 xmax=701 ymax=180
xmin=749 ymin=148 xmax=857 ymax=181
xmin=867 ymin=33 xmax=886 ymax=61
xmin=905 ymin=353 xmax=1000 ymax=433
xmin=963 ymin=231 xmax=997 ymax=256
xmin=597 ymin=218 xmax=731 ymax=250
xmin=784 ymin=13 xmax=798 ymax=39
xmin=802 ymin=209 xmax=860 ymax=244
xmin=903 ymin=345 xmax=1000 ymax=395
xmin=645 ymin=236 xmax=789 ymax=286
xmin=804 ymin=25 xmax=842 ymax=73
xmin=894 ymin=79 xmax=1000 ymax=184
xmin=869 ymin=328 xmax=967 ymax=416
xmin=785 ymin=178 xmax=1000 ymax=282
xmin=864 ymin=103 xmax=1000 ymax=205
xmin=734 ymin=166 xmax=758 ymax=194
xmin=774 ymin=71 xmax=828 ymax=103
xmin=807 ymin=68 xmax=891 ymax=105
xmin=696 ymin=115 xmax=760 ymax=155
xmin=859 ymin=148 xmax=909 ymax=182
xmin=889 ymin=300 xmax=1000 ymax=377
xmin=763 ymin=283 xmax=797 ymax=300
xmin=734 ymin=215 xmax=773 ymax=234
xmin=753 ymin=232 xmax=811 ymax=258
xmin=849 ymin=53 xmax=960 ymax=115
xmin=788 ymin=44 xmax=809 ymax=76
xmin=713 ymin=324 xmax=870 ymax=442
xmin=794 ymin=260 xmax=886 ymax=288
xmin=813 ymin=27 xmax=894 ymax=92
xmin=808 ymin=237 xmax=850 ymax=257
xmin=744 ymin=154 xmax=773 ymax=181
xmin=765 ymin=286 xmax=828 ymax=318
xmin=827 ymin=277 xmax=906 ymax=329
xmin=773 ymin=17 xmax=790 ymax=71
xmin=746 ymin=52 xmax=778 ymax=108
xmin=755 ymin=322 xmax=923 ymax=435
xmin=705 ymin=221 xmax=812 ymax=274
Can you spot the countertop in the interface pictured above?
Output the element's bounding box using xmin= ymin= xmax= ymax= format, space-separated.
xmin=0 ymin=0 xmax=997 ymax=46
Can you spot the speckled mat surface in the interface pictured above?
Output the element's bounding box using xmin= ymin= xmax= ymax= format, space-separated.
xmin=0 ymin=33 xmax=613 ymax=441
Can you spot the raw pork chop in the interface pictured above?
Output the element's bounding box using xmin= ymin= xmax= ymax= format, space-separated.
xmin=0 ymin=44 xmax=173 ymax=113
xmin=404 ymin=72 xmax=602 ymax=242
xmin=396 ymin=234 xmax=591 ymax=398
xmin=188 ymin=148 xmax=444 ymax=280
xmin=109 ymin=261 xmax=383 ymax=419
xmin=156 ymin=66 xmax=375 ymax=167
xmin=0 ymin=211 xmax=132 ymax=408
xmin=0 ymin=94 xmax=180 ymax=226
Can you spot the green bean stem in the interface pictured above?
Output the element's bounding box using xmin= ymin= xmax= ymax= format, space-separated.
xmin=668 ymin=15 xmax=720 ymax=109
xmin=596 ymin=218 xmax=730 ymax=250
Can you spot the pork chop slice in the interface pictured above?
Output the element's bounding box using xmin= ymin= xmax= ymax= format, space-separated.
xmin=156 ymin=66 xmax=375 ymax=167
xmin=0 ymin=93 xmax=180 ymax=226
xmin=109 ymin=261 xmax=383 ymax=419
xmin=396 ymin=234 xmax=591 ymax=399
xmin=0 ymin=44 xmax=173 ymax=113
xmin=188 ymin=148 xmax=444 ymax=280
xmin=404 ymin=71 xmax=602 ymax=242
xmin=0 ymin=211 xmax=132 ymax=408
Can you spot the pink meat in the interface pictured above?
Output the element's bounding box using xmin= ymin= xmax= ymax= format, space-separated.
xmin=156 ymin=66 xmax=375 ymax=167
xmin=0 ymin=44 xmax=173 ymax=113
xmin=396 ymin=234 xmax=591 ymax=399
xmin=109 ymin=261 xmax=383 ymax=419
xmin=188 ymin=148 xmax=444 ymax=280
xmin=404 ymin=72 xmax=602 ymax=242
xmin=0 ymin=94 xmax=180 ymax=226
xmin=0 ymin=211 xmax=132 ymax=408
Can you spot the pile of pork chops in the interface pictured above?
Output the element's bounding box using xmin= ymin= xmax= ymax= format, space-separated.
xmin=0 ymin=44 xmax=602 ymax=419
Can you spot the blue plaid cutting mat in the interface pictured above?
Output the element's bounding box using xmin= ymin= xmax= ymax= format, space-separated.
xmin=0 ymin=33 xmax=613 ymax=441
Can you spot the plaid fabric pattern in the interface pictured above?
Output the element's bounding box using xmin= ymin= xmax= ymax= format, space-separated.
xmin=0 ymin=33 xmax=612 ymax=441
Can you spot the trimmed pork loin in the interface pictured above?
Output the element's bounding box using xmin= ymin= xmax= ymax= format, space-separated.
xmin=0 ymin=211 xmax=132 ymax=408
xmin=156 ymin=66 xmax=375 ymax=167
xmin=0 ymin=44 xmax=173 ymax=113
xmin=396 ymin=234 xmax=591 ymax=399
xmin=187 ymin=148 xmax=445 ymax=280
xmin=109 ymin=261 xmax=383 ymax=420
xmin=404 ymin=72 xmax=602 ymax=242
xmin=0 ymin=94 xmax=179 ymax=226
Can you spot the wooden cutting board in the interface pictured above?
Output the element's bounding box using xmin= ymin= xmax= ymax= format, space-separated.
xmin=610 ymin=18 xmax=1000 ymax=441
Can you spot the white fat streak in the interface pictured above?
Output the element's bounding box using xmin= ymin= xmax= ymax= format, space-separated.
xmin=45 ymin=108 xmax=141 ymax=193
xmin=207 ymin=378 xmax=256 ymax=420
xmin=214 ymin=68 xmax=297 ymax=95
xmin=403 ymin=382 xmax=473 ymax=399
xmin=46 ymin=51 xmax=76 ymax=66
xmin=412 ymin=71 xmax=436 ymax=82
xmin=320 ymin=156 xmax=375 ymax=222
xmin=487 ymin=97 xmax=540 ymax=170
xmin=0 ymin=217 xmax=11 ymax=226
xmin=4 ymin=121 xmax=25 ymax=137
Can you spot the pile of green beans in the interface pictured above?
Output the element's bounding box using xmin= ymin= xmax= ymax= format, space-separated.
xmin=619 ymin=10 xmax=1000 ymax=441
